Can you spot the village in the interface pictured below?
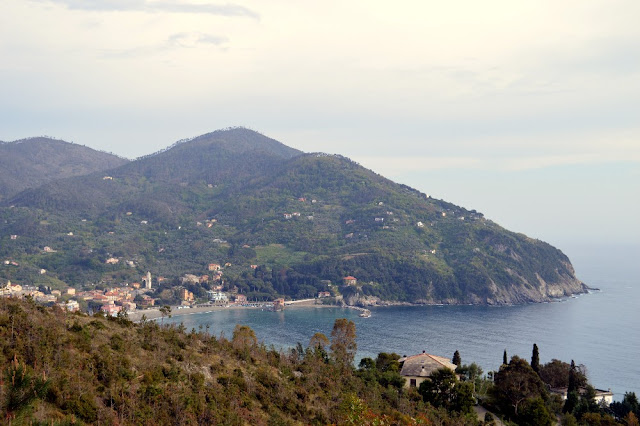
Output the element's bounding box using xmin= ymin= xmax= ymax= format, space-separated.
xmin=0 ymin=260 xmax=354 ymax=317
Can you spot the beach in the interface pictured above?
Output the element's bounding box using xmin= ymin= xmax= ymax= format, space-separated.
xmin=126 ymin=298 xmax=321 ymax=322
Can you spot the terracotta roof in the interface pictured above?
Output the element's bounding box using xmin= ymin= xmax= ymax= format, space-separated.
xmin=400 ymin=353 xmax=457 ymax=378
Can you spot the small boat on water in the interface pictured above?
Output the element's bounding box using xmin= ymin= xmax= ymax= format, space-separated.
xmin=359 ymin=310 xmax=371 ymax=318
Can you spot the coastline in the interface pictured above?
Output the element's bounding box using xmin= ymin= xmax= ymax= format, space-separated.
xmin=126 ymin=298 xmax=329 ymax=322
xmin=126 ymin=289 xmax=593 ymax=323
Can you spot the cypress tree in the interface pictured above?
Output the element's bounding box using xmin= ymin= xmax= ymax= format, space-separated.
xmin=531 ymin=343 xmax=540 ymax=374
xmin=503 ymin=349 xmax=508 ymax=365
xmin=452 ymin=350 xmax=461 ymax=367
xmin=568 ymin=360 xmax=577 ymax=392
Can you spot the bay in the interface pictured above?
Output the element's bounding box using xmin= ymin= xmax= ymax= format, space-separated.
xmin=167 ymin=244 xmax=640 ymax=399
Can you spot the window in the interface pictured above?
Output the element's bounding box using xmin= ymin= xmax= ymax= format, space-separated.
xmin=410 ymin=379 xmax=417 ymax=388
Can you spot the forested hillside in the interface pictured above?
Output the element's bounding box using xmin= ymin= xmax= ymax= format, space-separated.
xmin=0 ymin=128 xmax=586 ymax=305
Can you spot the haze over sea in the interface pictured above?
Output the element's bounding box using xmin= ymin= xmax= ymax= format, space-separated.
xmin=168 ymin=243 xmax=639 ymax=399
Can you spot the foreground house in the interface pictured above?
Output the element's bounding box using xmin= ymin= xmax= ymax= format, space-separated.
xmin=399 ymin=351 xmax=457 ymax=389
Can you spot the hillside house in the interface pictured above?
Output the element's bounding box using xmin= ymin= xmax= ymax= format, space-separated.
xmin=417 ymin=222 xmax=424 ymax=228
xmin=208 ymin=263 xmax=221 ymax=271
xmin=121 ymin=301 xmax=137 ymax=312
xmin=208 ymin=291 xmax=229 ymax=303
xmin=318 ymin=291 xmax=331 ymax=298
xmin=375 ymin=217 xmax=384 ymax=222
xmin=36 ymin=294 xmax=57 ymax=303
xmin=139 ymin=295 xmax=155 ymax=307
xmin=399 ymin=352 xmax=457 ymax=389
xmin=10 ymin=235 xmax=17 ymax=240
xmin=182 ymin=274 xmax=199 ymax=284
xmin=283 ymin=213 xmax=293 ymax=219
xmin=104 ymin=291 xmax=119 ymax=302
xmin=58 ymin=300 xmax=80 ymax=312
xmin=101 ymin=302 xmax=121 ymax=316
xmin=178 ymin=288 xmax=194 ymax=302
xmin=343 ymin=276 xmax=357 ymax=286
xmin=234 ymin=294 xmax=247 ymax=304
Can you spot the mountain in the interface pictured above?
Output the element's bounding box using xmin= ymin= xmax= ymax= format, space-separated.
xmin=0 ymin=137 xmax=129 ymax=202
xmin=0 ymin=128 xmax=586 ymax=305
xmin=9 ymin=128 xmax=301 ymax=216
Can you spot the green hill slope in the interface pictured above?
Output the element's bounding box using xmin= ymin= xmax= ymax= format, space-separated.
xmin=0 ymin=137 xmax=129 ymax=202
xmin=0 ymin=129 xmax=585 ymax=305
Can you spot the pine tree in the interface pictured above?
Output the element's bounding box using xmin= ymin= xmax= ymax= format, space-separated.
xmin=503 ymin=350 xmax=508 ymax=365
xmin=531 ymin=343 xmax=540 ymax=374
xmin=452 ymin=350 xmax=461 ymax=367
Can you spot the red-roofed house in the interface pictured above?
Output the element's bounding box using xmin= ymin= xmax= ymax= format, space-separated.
xmin=343 ymin=276 xmax=357 ymax=286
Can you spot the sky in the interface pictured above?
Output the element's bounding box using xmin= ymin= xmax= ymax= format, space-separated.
xmin=1 ymin=0 xmax=639 ymax=258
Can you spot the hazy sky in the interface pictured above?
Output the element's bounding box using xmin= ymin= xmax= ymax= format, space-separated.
xmin=1 ymin=1 xmax=639 ymax=255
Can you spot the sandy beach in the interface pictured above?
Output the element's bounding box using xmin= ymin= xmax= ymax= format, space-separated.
xmin=126 ymin=298 xmax=324 ymax=322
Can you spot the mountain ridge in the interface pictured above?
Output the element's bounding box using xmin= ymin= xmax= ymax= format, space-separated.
xmin=0 ymin=137 xmax=129 ymax=202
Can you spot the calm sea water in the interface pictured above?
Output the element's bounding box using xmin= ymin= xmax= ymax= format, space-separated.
xmin=167 ymin=244 xmax=640 ymax=399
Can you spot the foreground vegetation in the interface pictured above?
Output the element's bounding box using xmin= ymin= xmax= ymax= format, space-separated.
xmin=2 ymin=297 xmax=636 ymax=425
xmin=0 ymin=298 xmax=476 ymax=424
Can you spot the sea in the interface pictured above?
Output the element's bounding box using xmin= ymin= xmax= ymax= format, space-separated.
xmin=166 ymin=243 xmax=639 ymax=399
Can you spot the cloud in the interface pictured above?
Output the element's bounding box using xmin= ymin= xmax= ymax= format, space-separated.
xmin=104 ymin=32 xmax=228 ymax=57
xmin=30 ymin=0 xmax=259 ymax=18
xmin=167 ymin=32 xmax=228 ymax=47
